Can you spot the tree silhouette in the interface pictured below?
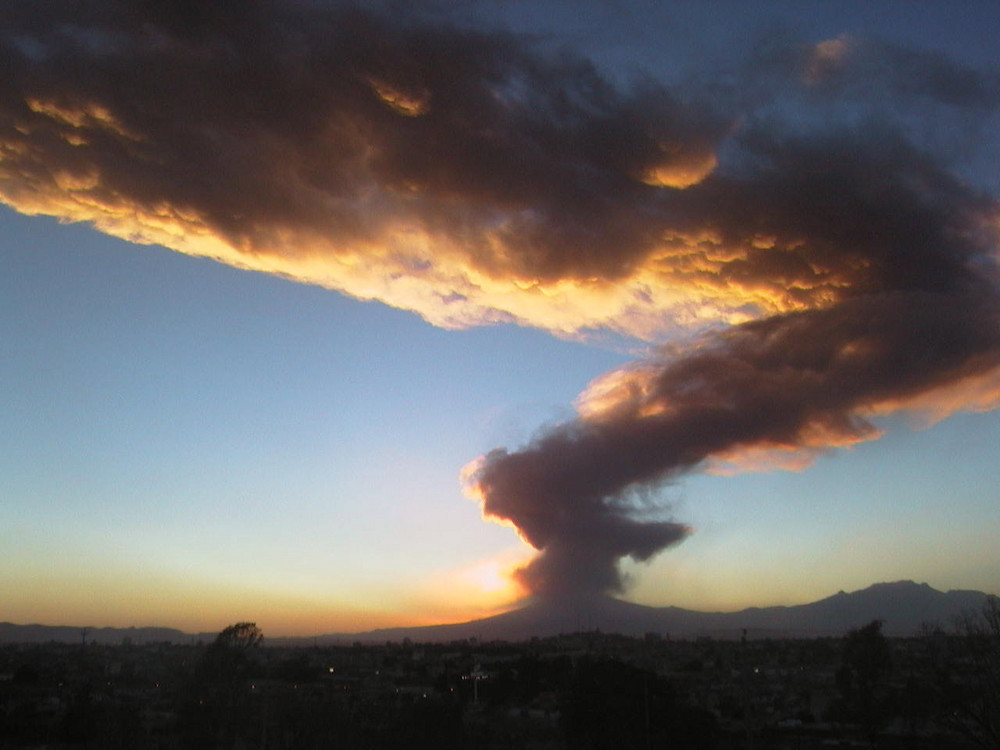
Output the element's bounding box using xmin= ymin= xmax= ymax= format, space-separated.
xmin=836 ymin=619 xmax=892 ymax=741
xmin=198 ymin=622 xmax=263 ymax=683
xmin=183 ymin=622 xmax=264 ymax=749
xmin=933 ymin=598 xmax=1000 ymax=750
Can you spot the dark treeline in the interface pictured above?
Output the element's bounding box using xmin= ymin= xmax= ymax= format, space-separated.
xmin=1 ymin=602 xmax=998 ymax=749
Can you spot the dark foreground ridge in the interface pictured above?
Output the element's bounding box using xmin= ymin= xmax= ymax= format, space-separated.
xmin=2 ymin=581 xmax=991 ymax=645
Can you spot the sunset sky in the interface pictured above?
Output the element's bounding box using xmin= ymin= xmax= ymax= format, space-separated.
xmin=2 ymin=1 xmax=999 ymax=637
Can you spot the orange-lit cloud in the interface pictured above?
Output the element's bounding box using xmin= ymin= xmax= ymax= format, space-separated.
xmin=639 ymin=147 xmax=718 ymax=189
xmin=0 ymin=2 xmax=772 ymax=341
xmin=804 ymin=36 xmax=853 ymax=86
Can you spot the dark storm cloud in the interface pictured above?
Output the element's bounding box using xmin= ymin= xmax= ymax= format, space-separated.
xmin=3 ymin=1 xmax=999 ymax=597
xmin=0 ymin=0 xmax=727 ymax=317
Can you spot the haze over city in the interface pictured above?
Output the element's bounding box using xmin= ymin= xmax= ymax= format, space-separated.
xmin=2 ymin=0 xmax=999 ymax=638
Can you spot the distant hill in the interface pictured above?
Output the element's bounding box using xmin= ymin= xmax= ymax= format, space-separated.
xmin=2 ymin=581 xmax=992 ymax=645
xmin=0 ymin=623 xmax=207 ymax=645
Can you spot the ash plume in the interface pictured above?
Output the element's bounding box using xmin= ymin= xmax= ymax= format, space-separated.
xmin=466 ymin=126 xmax=1000 ymax=596
xmin=3 ymin=2 xmax=999 ymax=598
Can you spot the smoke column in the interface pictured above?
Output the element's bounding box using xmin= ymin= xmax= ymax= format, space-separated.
xmin=466 ymin=128 xmax=1000 ymax=597
xmin=3 ymin=2 xmax=999 ymax=598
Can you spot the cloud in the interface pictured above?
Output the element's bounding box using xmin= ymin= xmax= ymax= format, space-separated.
xmin=800 ymin=34 xmax=1000 ymax=110
xmin=3 ymin=2 xmax=999 ymax=598
xmin=0 ymin=0 xmax=734 ymax=336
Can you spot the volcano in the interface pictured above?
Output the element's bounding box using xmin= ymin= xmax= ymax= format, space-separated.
xmin=307 ymin=581 xmax=991 ymax=644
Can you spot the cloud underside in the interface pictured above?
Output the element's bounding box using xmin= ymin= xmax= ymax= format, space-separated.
xmin=3 ymin=1 xmax=999 ymax=597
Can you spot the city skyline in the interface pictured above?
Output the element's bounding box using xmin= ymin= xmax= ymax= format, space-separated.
xmin=2 ymin=1 xmax=999 ymax=636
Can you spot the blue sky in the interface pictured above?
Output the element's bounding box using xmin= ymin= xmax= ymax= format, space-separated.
xmin=1 ymin=1 xmax=998 ymax=635
xmin=1 ymin=205 xmax=629 ymax=631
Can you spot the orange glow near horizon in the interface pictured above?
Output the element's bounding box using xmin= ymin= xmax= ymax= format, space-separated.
xmin=0 ymin=562 xmax=529 ymax=638
xmin=399 ymin=550 xmax=532 ymax=627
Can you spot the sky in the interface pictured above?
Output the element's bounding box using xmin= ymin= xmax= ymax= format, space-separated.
xmin=2 ymin=0 xmax=999 ymax=637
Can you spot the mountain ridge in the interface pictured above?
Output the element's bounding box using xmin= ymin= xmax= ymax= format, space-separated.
xmin=3 ymin=581 xmax=993 ymax=645
xmin=325 ymin=580 xmax=989 ymax=644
